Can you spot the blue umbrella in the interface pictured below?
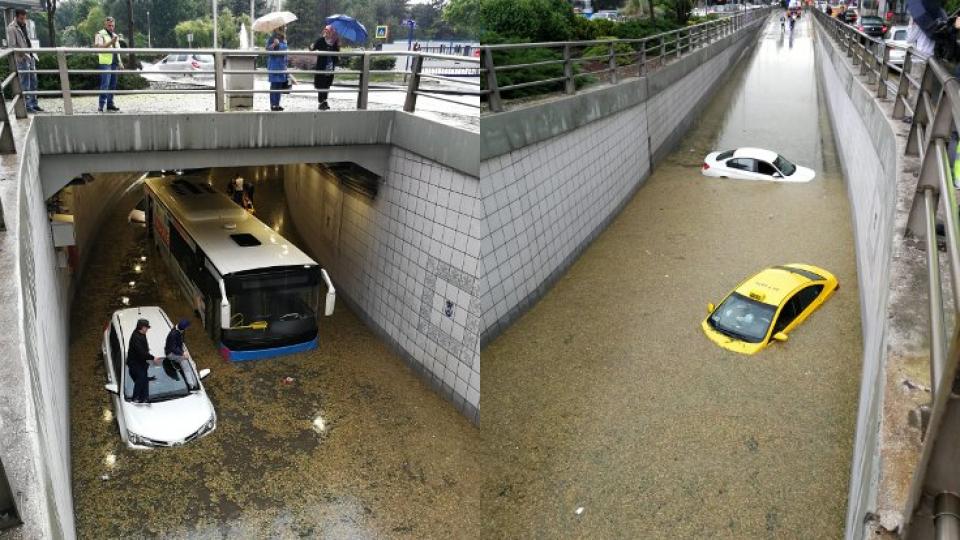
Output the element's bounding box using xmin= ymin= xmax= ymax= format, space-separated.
xmin=324 ymin=14 xmax=369 ymax=44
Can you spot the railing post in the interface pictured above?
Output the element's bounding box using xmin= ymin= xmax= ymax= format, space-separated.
xmin=56 ymin=48 xmax=72 ymax=116
xmin=659 ymin=35 xmax=665 ymax=65
xmin=7 ymin=53 xmax=26 ymax=119
xmin=563 ymin=44 xmax=575 ymax=94
xmin=213 ymin=50 xmax=225 ymax=112
xmin=403 ymin=54 xmax=423 ymax=113
xmin=482 ymin=48 xmax=502 ymax=113
xmin=0 ymin=88 xmax=17 ymax=154
xmin=878 ymin=46 xmax=890 ymax=98
xmin=638 ymin=40 xmax=647 ymax=77
xmin=893 ymin=50 xmax=913 ymax=119
xmin=609 ymin=41 xmax=618 ymax=85
xmin=357 ymin=52 xmax=370 ymax=109
xmin=676 ymin=32 xmax=682 ymax=59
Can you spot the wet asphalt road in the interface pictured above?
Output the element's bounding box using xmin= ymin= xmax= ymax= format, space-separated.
xmin=69 ymin=168 xmax=479 ymax=538
xmin=482 ymin=15 xmax=863 ymax=539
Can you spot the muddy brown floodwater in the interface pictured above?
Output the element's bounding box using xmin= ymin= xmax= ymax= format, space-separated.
xmin=70 ymin=167 xmax=479 ymax=538
xmin=482 ymin=16 xmax=863 ymax=538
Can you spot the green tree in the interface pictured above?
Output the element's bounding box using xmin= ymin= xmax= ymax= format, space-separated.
xmin=174 ymin=17 xmax=213 ymax=47
xmin=480 ymin=0 xmax=577 ymax=42
xmin=442 ymin=0 xmax=479 ymax=38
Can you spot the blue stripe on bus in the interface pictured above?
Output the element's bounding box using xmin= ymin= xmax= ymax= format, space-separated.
xmin=219 ymin=337 xmax=318 ymax=361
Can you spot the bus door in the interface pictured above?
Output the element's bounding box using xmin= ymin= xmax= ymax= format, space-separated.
xmin=198 ymin=263 xmax=222 ymax=342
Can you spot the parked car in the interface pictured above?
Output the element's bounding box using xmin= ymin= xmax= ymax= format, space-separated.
xmin=156 ymin=53 xmax=214 ymax=76
xmin=127 ymin=198 xmax=146 ymax=226
xmin=702 ymin=264 xmax=839 ymax=354
xmin=101 ymin=306 xmax=216 ymax=448
xmin=701 ymin=147 xmax=816 ymax=182
xmin=843 ymin=8 xmax=859 ymax=23
xmin=884 ymin=25 xmax=909 ymax=65
xmin=858 ymin=15 xmax=886 ymax=37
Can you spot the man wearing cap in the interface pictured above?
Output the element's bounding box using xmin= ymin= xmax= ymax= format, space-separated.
xmin=165 ymin=318 xmax=196 ymax=388
xmin=126 ymin=318 xmax=163 ymax=404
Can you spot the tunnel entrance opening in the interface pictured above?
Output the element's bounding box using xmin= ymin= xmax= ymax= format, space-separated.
xmin=58 ymin=163 xmax=478 ymax=536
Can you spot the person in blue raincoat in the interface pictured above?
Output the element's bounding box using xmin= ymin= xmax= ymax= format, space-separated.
xmin=266 ymin=26 xmax=289 ymax=111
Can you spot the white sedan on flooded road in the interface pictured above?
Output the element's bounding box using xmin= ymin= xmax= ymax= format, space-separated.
xmin=101 ymin=306 xmax=216 ymax=449
xmin=701 ymin=147 xmax=815 ymax=183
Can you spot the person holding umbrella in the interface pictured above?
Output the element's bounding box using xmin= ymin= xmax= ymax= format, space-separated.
xmin=266 ymin=25 xmax=289 ymax=111
xmin=309 ymin=25 xmax=340 ymax=111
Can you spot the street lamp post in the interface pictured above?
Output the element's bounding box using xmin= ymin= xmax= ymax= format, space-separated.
xmin=146 ymin=10 xmax=151 ymax=48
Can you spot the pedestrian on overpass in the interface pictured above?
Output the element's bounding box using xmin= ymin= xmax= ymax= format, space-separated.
xmin=310 ymin=25 xmax=340 ymax=111
xmin=266 ymin=26 xmax=289 ymax=112
xmin=6 ymin=9 xmax=41 ymax=113
xmin=94 ymin=16 xmax=123 ymax=112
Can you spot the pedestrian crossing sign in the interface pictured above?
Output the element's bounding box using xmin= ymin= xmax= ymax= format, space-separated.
xmin=376 ymin=25 xmax=388 ymax=40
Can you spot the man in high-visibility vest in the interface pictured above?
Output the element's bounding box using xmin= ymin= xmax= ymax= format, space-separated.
xmin=94 ymin=16 xmax=123 ymax=112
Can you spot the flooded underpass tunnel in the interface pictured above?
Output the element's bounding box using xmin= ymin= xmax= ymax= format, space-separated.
xmin=66 ymin=164 xmax=479 ymax=537
xmin=482 ymin=15 xmax=863 ymax=538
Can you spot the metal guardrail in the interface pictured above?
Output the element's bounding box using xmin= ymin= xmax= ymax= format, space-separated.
xmin=0 ymin=46 xmax=480 ymax=154
xmin=479 ymin=7 xmax=772 ymax=113
xmin=813 ymin=7 xmax=960 ymax=538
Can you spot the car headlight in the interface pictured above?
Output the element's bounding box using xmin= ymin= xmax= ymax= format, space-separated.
xmin=202 ymin=415 xmax=216 ymax=433
xmin=127 ymin=430 xmax=148 ymax=446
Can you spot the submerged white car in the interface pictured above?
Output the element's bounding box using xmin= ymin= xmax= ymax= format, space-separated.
xmin=701 ymin=147 xmax=815 ymax=183
xmin=101 ymin=306 xmax=216 ymax=449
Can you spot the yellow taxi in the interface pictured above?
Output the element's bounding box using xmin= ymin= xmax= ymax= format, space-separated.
xmin=702 ymin=264 xmax=839 ymax=354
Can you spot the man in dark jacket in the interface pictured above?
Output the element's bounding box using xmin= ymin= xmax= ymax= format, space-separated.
xmin=165 ymin=318 xmax=196 ymax=388
xmin=310 ymin=25 xmax=340 ymax=110
xmin=126 ymin=318 xmax=162 ymax=403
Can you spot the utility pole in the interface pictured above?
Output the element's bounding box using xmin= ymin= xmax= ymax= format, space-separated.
xmin=250 ymin=0 xmax=255 ymax=48
xmin=213 ymin=0 xmax=219 ymax=48
xmin=146 ymin=10 xmax=151 ymax=48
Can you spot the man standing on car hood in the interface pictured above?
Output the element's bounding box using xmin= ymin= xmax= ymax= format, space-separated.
xmin=127 ymin=318 xmax=162 ymax=404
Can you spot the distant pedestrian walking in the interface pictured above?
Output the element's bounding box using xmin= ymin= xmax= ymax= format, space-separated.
xmin=310 ymin=25 xmax=340 ymax=111
xmin=126 ymin=318 xmax=162 ymax=403
xmin=94 ymin=16 xmax=123 ymax=112
xmin=165 ymin=319 xmax=197 ymax=389
xmin=229 ymin=173 xmax=245 ymax=205
xmin=266 ymin=26 xmax=289 ymax=111
xmin=6 ymin=9 xmax=41 ymax=113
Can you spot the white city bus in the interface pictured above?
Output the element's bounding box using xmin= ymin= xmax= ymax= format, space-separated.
xmin=144 ymin=176 xmax=335 ymax=361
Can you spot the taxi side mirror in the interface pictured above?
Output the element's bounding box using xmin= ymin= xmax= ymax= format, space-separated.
xmin=773 ymin=332 xmax=789 ymax=342
xmin=104 ymin=383 xmax=119 ymax=395
xmin=199 ymin=368 xmax=211 ymax=380
xmin=707 ymin=303 xmax=715 ymax=314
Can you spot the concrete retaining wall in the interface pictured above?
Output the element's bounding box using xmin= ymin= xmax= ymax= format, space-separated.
xmin=283 ymin=147 xmax=481 ymax=424
xmin=813 ymin=19 xmax=930 ymax=539
xmin=478 ymin=19 xmax=765 ymax=344
xmin=0 ymin=125 xmax=74 ymax=539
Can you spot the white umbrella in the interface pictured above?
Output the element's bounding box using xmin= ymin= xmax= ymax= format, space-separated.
xmin=252 ymin=11 xmax=297 ymax=33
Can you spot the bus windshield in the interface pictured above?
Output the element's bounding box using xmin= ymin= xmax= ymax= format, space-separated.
xmin=225 ymin=266 xmax=321 ymax=329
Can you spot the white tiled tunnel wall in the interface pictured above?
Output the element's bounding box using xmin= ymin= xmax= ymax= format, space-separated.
xmin=479 ymin=26 xmax=758 ymax=344
xmin=479 ymin=105 xmax=649 ymax=340
xmin=283 ymin=148 xmax=480 ymax=423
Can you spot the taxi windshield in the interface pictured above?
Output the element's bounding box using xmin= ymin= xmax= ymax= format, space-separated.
xmin=708 ymin=292 xmax=776 ymax=343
